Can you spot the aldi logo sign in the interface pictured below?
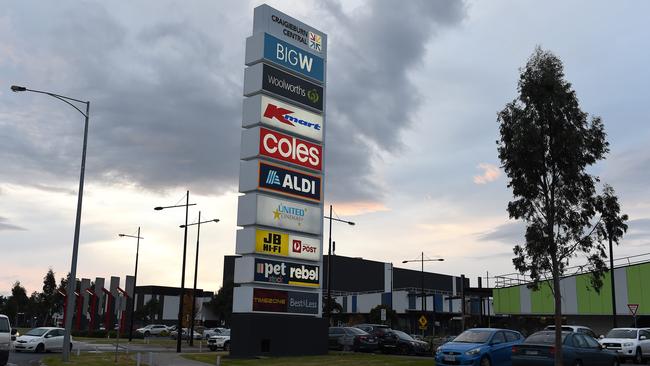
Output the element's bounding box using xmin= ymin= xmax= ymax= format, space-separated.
xmin=259 ymin=161 xmax=321 ymax=202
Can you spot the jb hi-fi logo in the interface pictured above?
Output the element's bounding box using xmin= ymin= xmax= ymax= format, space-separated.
xmin=263 ymin=104 xmax=321 ymax=132
xmin=292 ymin=239 xmax=317 ymax=254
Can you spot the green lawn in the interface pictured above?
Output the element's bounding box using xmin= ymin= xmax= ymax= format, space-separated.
xmin=75 ymin=336 xmax=205 ymax=349
xmin=182 ymin=352 xmax=435 ymax=365
xmin=41 ymin=353 xmax=137 ymax=366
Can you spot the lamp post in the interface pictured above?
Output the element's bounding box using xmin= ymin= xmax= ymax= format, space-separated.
xmin=324 ymin=205 xmax=355 ymax=321
xmin=179 ymin=212 xmax=219 ymax=346
xmin=118 ymin=228 xmax=144 ymax=342
xmin=402 ymin=253 xmax=444 ymax=336
xmin=11 ymin=85 xmax=90 ymax=362
xmin=154 ymin=191 xmax=196 ymax=353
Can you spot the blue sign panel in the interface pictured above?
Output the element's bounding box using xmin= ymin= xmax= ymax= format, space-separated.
xmin=258 ymin=161 xmax=321 ymax=203
xmin=263 ymin=33 xmax=324 ymax=83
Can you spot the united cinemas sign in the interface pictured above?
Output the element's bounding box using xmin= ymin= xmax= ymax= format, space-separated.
xmin=235 ymin=227 xmax=320 ymax=262
xmin=243 ymin=94 xmax=323 ymax=142
xmin=241 ymin=127 xmax=322 ymax=172
xmin=237 ymin=193 xmax=322 ymax=235
xmin=240 ymin=160 xmax=321 ymax=202
xmin=244 ymin=63 xmax=324 ymax=111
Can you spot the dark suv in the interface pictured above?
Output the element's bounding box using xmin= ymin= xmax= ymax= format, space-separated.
xmin=354 ymin=324 xmax=399 ymax=353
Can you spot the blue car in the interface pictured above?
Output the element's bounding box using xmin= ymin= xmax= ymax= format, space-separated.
xmin=436 ymin=328 xmax=524 ymax=366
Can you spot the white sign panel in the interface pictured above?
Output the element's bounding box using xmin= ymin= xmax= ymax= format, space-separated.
xmin=243 ymin=94 xmax=323 ymax=142
xmin=237 ymin=193 xmax=322 ymax=235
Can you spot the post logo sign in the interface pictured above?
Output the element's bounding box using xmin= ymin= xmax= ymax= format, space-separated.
xmin=259 ymin=127 xmax=322 ymax=171
xmin=252 ymin=288 xmax=319 ymax=314
xmin=256 ymin=95 xmax=323 ymax=142
xmin=263 ymin=33 xmax=324 ymax=83
xmin=259 ymin=161 xmax=321 ymax=202
xmin=262 ymin=64 xmax=323 ymax=111
xmin=254 ymin=258 xmax=319 ymax=287
xmin=254 ymin=229 xmax=320 ymax=261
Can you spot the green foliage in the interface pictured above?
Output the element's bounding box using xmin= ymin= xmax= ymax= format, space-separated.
xmin=207 ymin=280 xmax=234 ymax=326
xmin=134 ymin=297 xmax=161 ymax=323
xmin=368 ymin=304 xmax=398 ymax=327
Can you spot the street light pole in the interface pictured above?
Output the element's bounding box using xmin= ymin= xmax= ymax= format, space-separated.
xmin=180 ymin=213 xmax=219 ymax=347
xmin=324 ymin=205 xmax=355 ymax=321
xmin=118 ymin=228 xmax=144 ymax=342
xmin=154 ymin=191 xmax=196 ymax=353
xmin=11 ymin=85 xmax=89 ymax=362
xmin=402 ymin=255 xmax=444 ymax=337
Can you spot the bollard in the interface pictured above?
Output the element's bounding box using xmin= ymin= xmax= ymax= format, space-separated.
xmin=149 ymin=352 xmax=153 ymax=366
xmin=136 ymin=353 xmax=141 ymax=366
xmin=216 ymin=355 xmax=221 ymax=366
xmin=199 ymin=340 xmax=202 ymax=353
xmin=76 ymin=346 xmax=80 ymax=356
xmin=126 ymin=345 xmax=129 ymax=354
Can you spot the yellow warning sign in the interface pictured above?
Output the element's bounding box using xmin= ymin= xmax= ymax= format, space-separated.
xmin=418 ymin=315 xmax=428 ymax=328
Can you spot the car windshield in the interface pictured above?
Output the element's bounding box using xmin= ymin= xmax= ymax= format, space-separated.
xmin=220 ymin=330 xmax=230 ymax=336
xmin=525 ymin=332 xmax=569 ymax=344
xmin=25 ymin=328 xmax=49 ymax=336
xmin=392 ymin=330 xmax=414 ymax=341
xmin=346 ymin=327 xmax=368 ymax=335
xmin=453 ymin=330 xmax=493 ymax=343
xmin=606 ymin=329 xmax=637 ymax=339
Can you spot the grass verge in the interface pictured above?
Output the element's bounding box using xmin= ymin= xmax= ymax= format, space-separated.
xmin=182 ymin=352 xmax=435 ymax=365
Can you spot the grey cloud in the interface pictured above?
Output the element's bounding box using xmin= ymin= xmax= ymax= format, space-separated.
xmin=1 ymin=0 xmax=466 ymax=201
xmin=624 ymin=218 xmax=650 ymax=241
xmin=0 ymin=217 xmax=26 ymax=231
xmin=476 ymin=222 xmax=525 ymax=245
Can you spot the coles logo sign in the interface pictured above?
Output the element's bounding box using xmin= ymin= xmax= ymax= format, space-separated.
xmin=259 ymin=127 xmax=322 ymax=171
xmin=254 ymin=229 xmax=320 ymax=261
xmin=260 ymin=95 xmax=322 ymax=142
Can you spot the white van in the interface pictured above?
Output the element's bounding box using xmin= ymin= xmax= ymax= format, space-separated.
xmin=0 ymin=314 xmax=18 ymax=366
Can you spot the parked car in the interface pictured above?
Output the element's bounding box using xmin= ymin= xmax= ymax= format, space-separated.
xmin=170 ymin=328 xmax=201 ymax=340
xmin=512 ymin=330 xmax=618 ymax=366
xmin=599 ymin=327 xmax=650 ymax=364
xmin=203 ymin=327 xmax=229 ymax=340
xmin=135 ymin=324 xmax=168 ymax=337
xmin=354 ymin=324 xmax=398 ymax=353
xmin=1 ymin=315 xmax=18 ymax=366
xmin=544 ymin=325 xmax=597 ymax=338
xmin=13 ymin=327 xmax=72 ymax=353
xmin=391 ymin=330 xmax=429 ymax=355
xmin=435 ymin=328 xmax=524 ymax=366
xmin=208 ymin=329 xmax=231 ymax=351
xmin=328 ymin=327 xmax=378 ymax=352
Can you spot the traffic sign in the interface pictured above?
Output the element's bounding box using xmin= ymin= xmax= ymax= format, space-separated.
xmin=628 ymin=303 xmax=640 ymax=316
xmin=418 ymin=315 xmax=428 ymax=328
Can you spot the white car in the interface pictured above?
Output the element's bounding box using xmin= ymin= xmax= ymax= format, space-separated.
xmin=599 ymin=328 xmax=650 ymax=364
xmin=136 ymin=324 xmax=169 ymax=337
xmin=13 ymin=327 xmax=72 ymax=353
xmin=1 ymin=315 xmax=18 ymax=366
xmin=203 ymin=327 xmax=228 ymax=339
xmin=544 ymin=325 xmax=597 ymax=338
xmin=208 ymin=329 xmax=231 ymax=351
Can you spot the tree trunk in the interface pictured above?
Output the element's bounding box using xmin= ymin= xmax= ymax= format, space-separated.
xmin=553 ymin=269 xmax=563 ymax=366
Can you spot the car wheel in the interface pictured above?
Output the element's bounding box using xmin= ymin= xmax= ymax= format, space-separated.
xmin=480 ymin=356 xmax=491 ymax=366
xmin=209 ymin=346 xmax=216 ymax=351
xmin=634 ymin=348 xmax=642 ymax=364
xmin=399 ymin=344 xmax=410 ymax=355
xmin=574 ymin=361 xmax=583 ymax=366
xmin=35 ymin=344 xmax=45 ymax=353
xmin=611 ymin=357 xmax=620 ymax=366
xmin=144 ymin=331 xmax=150 ymax=337
xmin=224 ymin=342 xmax=231 ymax=352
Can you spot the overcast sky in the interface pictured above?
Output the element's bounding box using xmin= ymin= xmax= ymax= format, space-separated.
xmin=1 ymin=0 xmax=649 ymax=296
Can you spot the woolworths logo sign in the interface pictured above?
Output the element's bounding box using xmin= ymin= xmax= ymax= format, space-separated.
xmin=262 ymin=64 xmax=323 ymax=111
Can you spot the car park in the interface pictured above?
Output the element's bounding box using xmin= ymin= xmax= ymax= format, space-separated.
xmin=13 ymin=327 xmax=72 ymax=353
xmin=1 ymin=315 xmax=18 ymax=366
xmin=512 ymin=330 xmax=618 ymax=366
xmin=328 ymin=327 xmax=378 ymax=352
xmin=208 ymin=329 xmax=231 ymax=351
xmin=170 ymin=328 xmax=201 ymax=340
xmin=599 ymin=328 xmax=650 ymax=364
xmin=391 ymin=330 xmax=429 ymax=355
xmin=354 ymin=324 xmax=399 ymax=353
xmin=435 ymin=328 xmax=524 ymax=366
xmin=135 ymin=324 xmax=168 ymax=337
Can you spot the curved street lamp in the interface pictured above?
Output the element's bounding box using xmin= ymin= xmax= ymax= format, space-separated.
xmin=118 ymin=229 xmax=144 ymax=342
xmin=11 ymin=85 xmax=89 ymax=362
xmin=402 ymin=253 xmax=444 ymax=336
xmin=323 ymin=205 xmax=355 ymax=321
